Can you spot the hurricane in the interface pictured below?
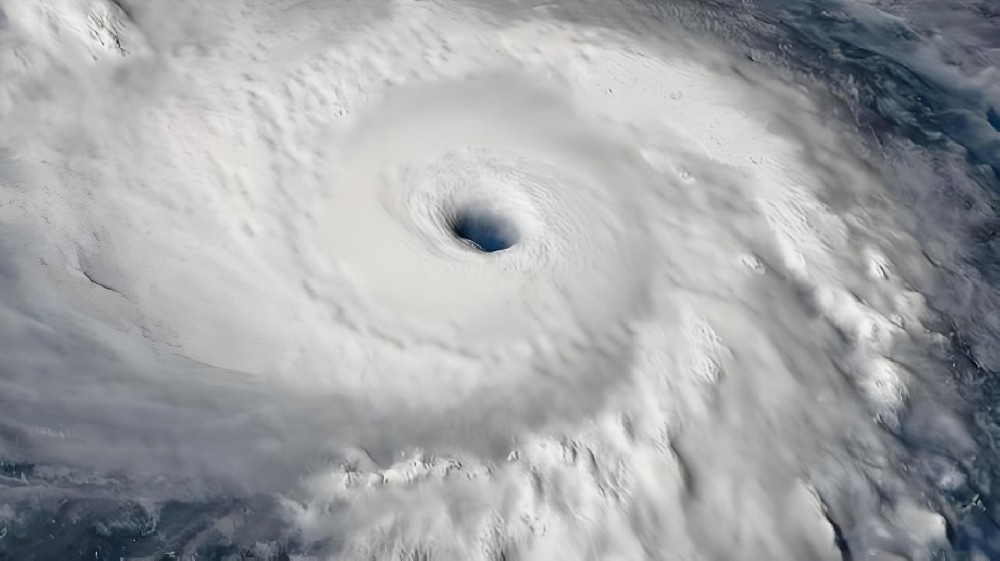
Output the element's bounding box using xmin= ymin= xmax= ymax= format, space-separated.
xmin=1 ymin=0 xmax=999 ymax=560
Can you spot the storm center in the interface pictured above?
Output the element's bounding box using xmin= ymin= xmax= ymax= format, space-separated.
xmin=449 ymin=207 xmax=519 ymax=253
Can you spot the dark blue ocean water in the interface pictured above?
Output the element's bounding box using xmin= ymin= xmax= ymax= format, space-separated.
xmin=718 ymin=1 xmax=1000 ymax=558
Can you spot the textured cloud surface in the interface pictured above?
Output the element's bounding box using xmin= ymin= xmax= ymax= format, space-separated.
xmin=1 ymin=0 xmax=998 ymax=559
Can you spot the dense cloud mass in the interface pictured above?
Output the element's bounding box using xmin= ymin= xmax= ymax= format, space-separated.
xmin=0 ymin=0 xmax=999 ymax=559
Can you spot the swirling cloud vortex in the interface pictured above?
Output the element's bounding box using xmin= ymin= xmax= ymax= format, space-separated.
xmin=0 ymin=0 xmax=974 ymax=559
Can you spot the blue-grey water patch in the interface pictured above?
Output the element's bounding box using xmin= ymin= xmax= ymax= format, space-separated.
xmin=749 ymin=2 xmax=1000 ymax=558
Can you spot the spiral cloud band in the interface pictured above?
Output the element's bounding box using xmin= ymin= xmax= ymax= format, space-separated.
xmin=1 ymin=0 xmax=997 ymax=559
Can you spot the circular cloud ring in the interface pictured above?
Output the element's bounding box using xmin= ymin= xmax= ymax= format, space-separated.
xmin=300 ymin=74 xmax=659 ymax=406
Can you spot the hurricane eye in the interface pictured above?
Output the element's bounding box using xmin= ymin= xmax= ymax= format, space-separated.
xmin=449 ymin=207 xmax=519 ymax=253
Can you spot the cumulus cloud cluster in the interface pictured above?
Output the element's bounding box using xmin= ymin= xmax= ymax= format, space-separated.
xmin=0 ymin=0 xmax=991 ymax=559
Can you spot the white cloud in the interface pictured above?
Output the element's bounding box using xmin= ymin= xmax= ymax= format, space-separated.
xmin=0 ymin=0 xmax=983 ymax=558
